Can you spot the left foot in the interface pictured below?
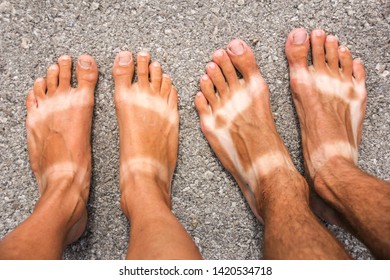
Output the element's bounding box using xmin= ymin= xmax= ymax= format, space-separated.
xmin=195 ymin=40 xmax=298 ymax=222
xmin=26 ymin=55 xmax=98 ymax=244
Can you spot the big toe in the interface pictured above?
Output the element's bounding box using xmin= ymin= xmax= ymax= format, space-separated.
xmin=285 ymin=28 xmax=310 ymax=68
xmin=76 ymin=54 xmax=98 ymax=91
xmin=113 ymin=51 xmax=135 ymax=90
xmin=226 ymin=39 xmax=261 ymax=81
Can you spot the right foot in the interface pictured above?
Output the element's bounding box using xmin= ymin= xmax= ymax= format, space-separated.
xmin=112 ymin=51 xmax=179 ymax=214
xmin=195 ymin=40 xmax=298 ymax=222
xmin=26 ymin=55 xmax=98 ymax=244
xmin=285 ymin=28 xmax=367 ymax=223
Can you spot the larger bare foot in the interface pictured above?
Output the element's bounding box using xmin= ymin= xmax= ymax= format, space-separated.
xmin=285 ymin=28 xmax=367 ymax=224
xmin=195 ymin=40 xmax=297 ymax=222
xmin=113 ymin=51 xmax=179 ymax=213
xmin=26 ymin=55 xmax=98 ymax=244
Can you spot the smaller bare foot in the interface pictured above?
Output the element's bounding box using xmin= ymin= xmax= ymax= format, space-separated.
xmin=285 ymin=28 xmax=367 ymax=224
xmin=26 ymin=55 xmax=98 ymax=244
xmin=195 ymin=40 xmax=298 ymax=222
xmin=113 ymin=51 xmax=179 ymax=213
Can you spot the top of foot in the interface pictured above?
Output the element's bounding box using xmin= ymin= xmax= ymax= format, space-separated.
xmin=195 ymin=39 xmax=297 ymax=222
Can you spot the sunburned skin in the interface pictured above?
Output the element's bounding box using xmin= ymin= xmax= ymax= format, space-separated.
xmin=286 ymin=30 xmax=367 ymax=179
xmin=113 ymin=51 xmax=179 ymax=202
xmin=25 ymin=54 xmax=98 ymax=245
xmin=195 ymin=40 xmax=296 ymax=222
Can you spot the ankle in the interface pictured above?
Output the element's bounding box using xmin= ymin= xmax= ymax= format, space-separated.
xmin=261 ymin=169 xmax=309 ymax=216
xmin=120 ymin=175 xmax=171 ymax=219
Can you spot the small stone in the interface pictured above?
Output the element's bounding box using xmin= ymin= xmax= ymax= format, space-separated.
xmin=91 ymin=2 xmax=99 ymax=10
xmin=237 ymin=0 xmax=245 ymax=5
xmin=191 ymin=218 xmax=198 ymax=229
xmin=203 ymin=170 xmax=214 ymax=180
xmin=0 ymin=1 xmax=12 ymax=13
xmin=210 ymin=7 xmax=220 ymax=14
xmin=379 ymin=70 xmax=389 ymax=78
xmin=21 ymin=37 xmax=31 ymax=49
xmin=164 ymin=29 xmax=172 ymax=35
xmin=375 ymin=63 xmax=385 ymax=73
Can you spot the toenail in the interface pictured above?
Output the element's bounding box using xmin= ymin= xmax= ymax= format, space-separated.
xmin=202 ymin=75 xmax=209 ymax=81
xmin=79 ymin=59 xmax=91 ymax=70
xmin=314 ymin=29 xmax=325 ymax=37
xmin=326 ymin=35 xmax=337 ymax=42
xmin=355 ymin=58 xmax=362 ymax=64
xmin=119 ymin=55 xmax=131 ymax=66
xmin=339 ymin=46 xmax=347 ymax=53
xmin=139 ymin=51 xmax=148 ymax=57
xmin=153 ymin=62 xmax=160 ymax=67
xmin=196 ymin=92 xmax=203 ymax=97
xmin=215 ymin=50 xmax=224 ymax=57
xmin=293 ymin=30 xmax=307 ymax=45
xmin=207 ymin=63 xmax=216 ymax=69
xmin=228 ymin=40 xmax=245 ymax=55
xmin=49 ymin=65 xmax=58 ymax=71
xmin=59 ymin=55 xmax=71 ymax=61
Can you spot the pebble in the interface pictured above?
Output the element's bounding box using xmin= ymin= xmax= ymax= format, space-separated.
xmin=203 ymin=170 xmax=214 ymax=180
xmin=91 ymin=2 xmax=100 ymax=11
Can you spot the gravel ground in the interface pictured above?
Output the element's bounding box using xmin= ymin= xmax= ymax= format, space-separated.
xmin=0 ymin=0 xmax=389 ymax=259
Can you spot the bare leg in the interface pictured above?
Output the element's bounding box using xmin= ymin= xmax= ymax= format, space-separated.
xmin=195 ymin=40 xmax=349 ymax=259
xmin=285 ymin=28 xmax=390 ymax=259
xmin=113 ymin=51 xmax=202 ymax=259
xmin=0 ymin=55 xmax=98 ymax=259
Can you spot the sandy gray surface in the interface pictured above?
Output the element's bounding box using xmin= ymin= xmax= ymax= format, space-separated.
xmin=0 ymin=0 xmax=389 ymax=259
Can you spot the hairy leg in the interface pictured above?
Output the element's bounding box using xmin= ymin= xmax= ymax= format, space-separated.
xmin=195 ymin=39 xmax=349 ymax=259
xmin=285 ymin=28 xmax=390 ymax=259
xmin=113 ymin=51 xmax=201 ymax=259
xmin=0 ymin=55 xmax=98 ymax=259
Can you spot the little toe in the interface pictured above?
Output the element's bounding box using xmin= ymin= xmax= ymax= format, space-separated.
xmin=206 ymin=62 xmax=228 ymax=97
xmin=212 ymin=49 xmax=239 ymax=88
xmin=200 ymin=74 xmax=218 ymax=109
xmin=352 ymin=58 xmax=366 ymax=83
xmin=195 ymin=91 xmax=211 ymax=116
xmin=168 ymin=86 xmax=178 ymax=109
xmin=160 ymin=74 xmax=172 ymax=98
xmin=150 ymin=61 xmax=163 ymax=93
xmin=112 ymin=51 xmax=135 ymax=90
xmin=33 ymin=78 xmax=47 ymax=101
xmin=285 ymin=28 xmax=310 ymax=69
xmin=226 ymin=39 xmax=261 ymax=82
xmin=311 ymin=29 xmax=327 ymax=70
xmin=339 ymin=46 xmax=353 ymax=79
xmin=46 ymin=64 xmax=59 ymax=96
xmin=58 ymin=55 xmax=72 ymax=91
xmin=76 ymin=54 xmax=98 ymax=92
xmin=325 ymin=35 xmax=340 ymax=73
xmin=136 ymin=51 xmax=151 ymax=89
xmin=26 ymin=90 xmax=37 ymax=111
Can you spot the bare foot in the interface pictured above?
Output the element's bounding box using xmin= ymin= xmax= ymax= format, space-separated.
xmin=112 ymin=51 xmax=179 ymax=213
xmin=26 ymin=55 xmax=98 ymax=244
xmin=285 ymin=28 xmax=367 ymax=224
xmin=195 ymin=40 xmax=297 ymax=222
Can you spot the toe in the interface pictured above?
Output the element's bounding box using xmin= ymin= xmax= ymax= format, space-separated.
xmin=285 ymin=28 xmax=310 ymax=69
xmin=325 ymin=35 xmax=340 ymax=73
xmin=200 ymin=74 xmax=218 ymax=109
xmin=26 ymin=90 xmax=37 ymax=111
xmin=160 ymin=74 xmax=172 ymax=98
xmin=352 ymin=58 xmax=366 ymax=82
xmin=226 ymin=39 xmax=261 ymax=81
xmin=168 ymin=86 xmax=178 ymax=108
xmin=76 ymin=54 xmax=98 ymax=92
xmin=150 ymin=61 xmax=163 ymax=93
xmin=46 ymin=64 xmax=59 ymax=96
xmin=206 ymin=62 xmax=228 ymax=97
xmin=33 ymin=78 xmax=47 ymax=101
xmin=311 ymin=29 xmax=327 ymax=70
xmin=212 ymin=49 xmax=239 ymax=88
xmin=136 ymin=51 xmax=151 ymax=89
xmin=113 ymin=51 xmax=135 ymax=90
xmin=195 ymin=91 xmax=211 ymax=116
xmin=58 ymin=55 xmax=72 ymax=91
xmin=339 ymin=46 xmax=353 ymax=79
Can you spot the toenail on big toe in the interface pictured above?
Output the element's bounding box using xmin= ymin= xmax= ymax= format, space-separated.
xmin=293 ymin=30 xmax=308 ymax=45
xmin=119 ymin=55 xmax=131 ymax=66
xmin=79 ymin=59 xmax=91 ymax=70
xmin=229 ymin=40 xmax=245 ymax=55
